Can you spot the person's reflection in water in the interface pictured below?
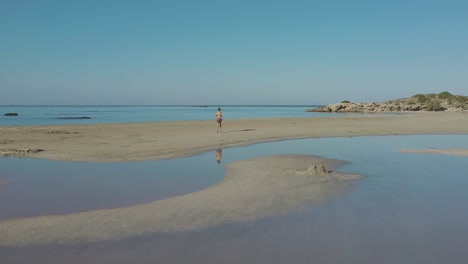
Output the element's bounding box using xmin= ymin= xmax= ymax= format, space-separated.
xmin=216 ymin=148 xmax=222 ymax=164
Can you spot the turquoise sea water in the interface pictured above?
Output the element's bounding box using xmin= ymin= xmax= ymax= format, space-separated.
xmin=0 ymin=105 xmax=330 ymax=126
xmin=1 ymin=135 xmax=468 ymax=264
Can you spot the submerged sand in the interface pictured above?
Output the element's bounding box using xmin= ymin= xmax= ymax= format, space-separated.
xmin=0 ymin=181 xmax=8 ymax=187
xmin=0 ymin=155 xmax=361 ymax=247
xmin=400 ymin=148 xmax=468 ymax=156
xmin=0 ymin=112 xmax=467 ymax=162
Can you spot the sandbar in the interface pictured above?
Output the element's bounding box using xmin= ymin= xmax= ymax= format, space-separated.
xmin=0 ymin=155 xmax=361 ymax=247
xmin=1 ymin=112 xmax=467 ymax=162
xmin=400 ymin=148 xmax=468 ymax=156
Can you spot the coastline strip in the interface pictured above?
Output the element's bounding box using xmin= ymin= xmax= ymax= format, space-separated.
xmin=0 ymin=112 xmax=467 ymax=162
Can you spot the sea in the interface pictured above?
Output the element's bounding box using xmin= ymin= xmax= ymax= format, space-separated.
xmin=0 ymin=105 xmax=332 ymax=127
xmin=1 ymin=106 xmax=467 ymax=264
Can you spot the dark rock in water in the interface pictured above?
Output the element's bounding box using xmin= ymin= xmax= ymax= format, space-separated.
xmin=4 ymin=113 xmax=18 ymax=116
xmin=55 ymin=117 xmax=91 ymax=120
xmin=192 ymin=105 xmax=208 ymax=107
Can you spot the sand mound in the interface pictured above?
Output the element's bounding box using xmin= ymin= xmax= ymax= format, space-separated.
xmin=0 ymin=155 xmax=361 ymax=247
xmin=400 ymin=148 xmax=468 ymax=156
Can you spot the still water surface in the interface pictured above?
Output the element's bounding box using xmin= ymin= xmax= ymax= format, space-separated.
xmin=0 ymin=105 xmax=325 ymax=126
xmin=1 ymin=135 xmax=468 ymax=264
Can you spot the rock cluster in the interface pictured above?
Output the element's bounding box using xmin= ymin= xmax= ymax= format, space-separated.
xmin=54 ymin=117 xmax=91 ymax=119
xmin=307 ymin=102 xmax=426 ymax=113
xmin=4 ymin=113 xmax=18 ymax=116
xmin=307 ymin=92 xmax=468 ymax=113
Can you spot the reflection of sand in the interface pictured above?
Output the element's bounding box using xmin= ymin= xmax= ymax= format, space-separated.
xmin=0 ymin=155 xmax=361 ymax=247
xmin=0 ymin=112 xmax=467 ymax=162
xmin=400 ymin=148 xmax=468 ymax=157
xmin=0 ymin=181 xmax=8 ymax=187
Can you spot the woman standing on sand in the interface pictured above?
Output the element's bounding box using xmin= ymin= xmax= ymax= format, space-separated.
xmin=216 ymin=108 xmax=223 ymax=133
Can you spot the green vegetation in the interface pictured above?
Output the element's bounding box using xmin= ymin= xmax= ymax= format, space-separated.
xmin=407 ymin=92 xmax=467 ymax=111
xmin=341 ymin=100 xmax=351 ymax=103
xmin=454 ymin=95 xmax=468 ymax=103
xmin=412 ymin=94 xmax=427 ymax=103
xmin=411 ymin=92 xmax=467 ymax=105
xmin=437 ymin=91 xmax=453 ymax=99
xmin=426 ymin=101 xmax=445 ymax=111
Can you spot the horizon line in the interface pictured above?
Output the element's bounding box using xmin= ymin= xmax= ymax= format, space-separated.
xmin=0 ymin=104 xmax=323 ymax=107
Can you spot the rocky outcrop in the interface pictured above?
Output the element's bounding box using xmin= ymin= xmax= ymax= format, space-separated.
xmin=307 ymin=102 xmax=426 ymax=113
xmin=54 ymin=117 xmax=91 ymax=119
xmin=0 ymin=148 xmax=44 ymax=157
xmin=307 ymin=92 xmax=468 ymax=113
xmin=4 ymin=113 xmax=18 ymax=116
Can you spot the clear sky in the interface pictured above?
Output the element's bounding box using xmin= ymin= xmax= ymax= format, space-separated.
xmin=1 ymin=0 xmax=467 ymax=105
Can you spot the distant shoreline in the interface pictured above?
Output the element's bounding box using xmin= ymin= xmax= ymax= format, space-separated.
xmin=0 ymin=104 xmax=323 ymax=107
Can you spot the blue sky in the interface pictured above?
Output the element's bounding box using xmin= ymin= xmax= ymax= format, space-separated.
xmin=1 ymin=0 xmax=467 ymax=105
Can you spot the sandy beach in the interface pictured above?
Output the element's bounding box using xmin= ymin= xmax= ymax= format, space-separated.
xmin=1 ymin=112 xmax=468 ymax=162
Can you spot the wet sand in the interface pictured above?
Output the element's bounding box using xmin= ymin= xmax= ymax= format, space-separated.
xmin=400 ymin=148 xmax=468 ymax=156
xmin=0 ymin=155 xmax=361 ymax=247
xmin=0 ymin=112 xmax=467 ymax=162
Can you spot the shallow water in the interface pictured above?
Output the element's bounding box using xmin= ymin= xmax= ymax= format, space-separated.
xmin=1 ymin=135 xmax=468 ymax=264
xmin=0 ymin=105 xmax=325 ymax=126
xmin=0 ymin=155 xmax=225 ymax=220
xmin=0 ymin=105 xmax=394 ymax=127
